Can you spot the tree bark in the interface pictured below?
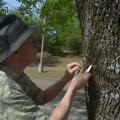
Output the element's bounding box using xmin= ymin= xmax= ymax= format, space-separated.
xmin=75 ymin=0 xmax=120 ymax=119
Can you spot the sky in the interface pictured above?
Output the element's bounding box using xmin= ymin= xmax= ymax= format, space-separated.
xmin=5 ymin=0 xmax=20 ymax=9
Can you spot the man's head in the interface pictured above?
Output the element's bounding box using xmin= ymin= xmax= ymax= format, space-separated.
xmin=1 ymin=34 xmax=39 ymax=68
xmin=0 ymin=14 xmax=38 ymax=63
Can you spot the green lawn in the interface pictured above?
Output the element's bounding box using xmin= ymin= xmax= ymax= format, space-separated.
xmin=24 ymin=53 xmax=83 ymax=80
xmin=25 ymin=66 xmax=65 ymax=80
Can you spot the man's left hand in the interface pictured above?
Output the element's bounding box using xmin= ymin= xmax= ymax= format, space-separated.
xmin=64 ymin=62 xmax=81 ymax=81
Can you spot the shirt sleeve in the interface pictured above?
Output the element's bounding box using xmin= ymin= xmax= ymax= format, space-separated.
xmin=1 ymin=86 xmax=49 ymax=120
xmin=18 ymin=73 xmax=45 ymax=104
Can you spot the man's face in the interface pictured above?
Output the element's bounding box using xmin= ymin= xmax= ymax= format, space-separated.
xmin=19 ymin=36 xmax=39 ymax=64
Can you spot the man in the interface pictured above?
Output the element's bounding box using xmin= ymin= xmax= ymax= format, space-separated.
xmin=0 ymin=14 xmax=91 ymax=120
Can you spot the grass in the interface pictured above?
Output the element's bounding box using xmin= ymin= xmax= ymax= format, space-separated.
xmin=25 ymin=66 xmax=65 ymax=80
xmin=40 ymin=52 xmax=83 ymax=67
xmin=24 ymin=52 xmax=83 ymax=80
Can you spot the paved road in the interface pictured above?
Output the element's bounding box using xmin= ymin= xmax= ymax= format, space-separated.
xmin=31 ymin=77 xmax=88 ymax=120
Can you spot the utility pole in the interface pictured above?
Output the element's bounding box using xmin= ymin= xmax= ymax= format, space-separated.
xmin=38 ymin=18 xmax=45 ymax=72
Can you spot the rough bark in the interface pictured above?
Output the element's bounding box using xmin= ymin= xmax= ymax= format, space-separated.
xmin=75 ymin=0 xmax=120 ymax=120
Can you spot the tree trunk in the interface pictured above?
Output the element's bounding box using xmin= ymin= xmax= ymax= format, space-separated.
xmin=75 ymin=0 xmax=120 ymax=119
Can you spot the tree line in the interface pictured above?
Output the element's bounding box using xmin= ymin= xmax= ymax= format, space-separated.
xmin=0 ymin=0 xmax=82 ymax=55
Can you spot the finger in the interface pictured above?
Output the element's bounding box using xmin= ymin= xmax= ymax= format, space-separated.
xmin=68 ymin=62 xmax=81 ymax=69
xmin=74 ymin=69 xmax=80 ymax=76
xmin=70 ymin=62 xmax=81 ymax=67
xmin=85 ymin=73 xmax=92 ymax=80
xmin=87 ymin=72 xmax=91 ymax=77
xmin=70 ymin=66 xmax=81 ymax=73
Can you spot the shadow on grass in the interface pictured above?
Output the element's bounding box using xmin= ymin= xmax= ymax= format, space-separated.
xmin=29 ymin=54 xmax=82 ymax=69
xmin=28 ymin=56 xmax=61 ymax=67
xmin=40 ymin=90 xmax=87 ymax=120
xmin=43 ymin=56 xmax=61 ymax=67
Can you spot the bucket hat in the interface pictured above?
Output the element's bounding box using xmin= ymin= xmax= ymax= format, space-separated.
xmin=0 ymin=14 xmax=38 ymax=62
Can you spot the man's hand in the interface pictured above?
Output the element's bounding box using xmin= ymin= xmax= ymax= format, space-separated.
xmin=50 ymin=67 xmax=91 ymax=120
xmin=69 ymin=72 xmax=91 ymax=91
xmin=49 ymin=64 xmax=91 ymax=120
xmin=64 ymin=62 xmax=81 ymax=81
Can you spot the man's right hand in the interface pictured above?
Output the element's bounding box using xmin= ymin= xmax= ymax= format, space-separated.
xmin=69 ymin=72 xmax=91 ymax=91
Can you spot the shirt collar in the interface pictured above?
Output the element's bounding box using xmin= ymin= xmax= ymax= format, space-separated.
xmin=0 ymin=64 xmax=23 ymax=80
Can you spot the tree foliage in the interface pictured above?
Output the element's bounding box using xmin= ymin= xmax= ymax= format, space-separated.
xmin=0 ymin=0 xmax=8 ymax=15
xmin=2 ymin=0 xmax=82 ymax=55
xmin=41 ymin=0 xmax=82 ymax=54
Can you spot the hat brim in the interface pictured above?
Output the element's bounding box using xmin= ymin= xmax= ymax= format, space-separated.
xmin=0 ymin=24 xmax=38 ymax=62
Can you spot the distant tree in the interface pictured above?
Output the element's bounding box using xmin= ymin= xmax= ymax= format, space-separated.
xmin=41 ymin=0 xmax=82 ymax=54
xmin=76 ymin=0 xmax=120 ymax=119
xmin=0 ymin=0 xmax=8 ymax=15
xmin=12 ymin=0 xmax=82 ymax=55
